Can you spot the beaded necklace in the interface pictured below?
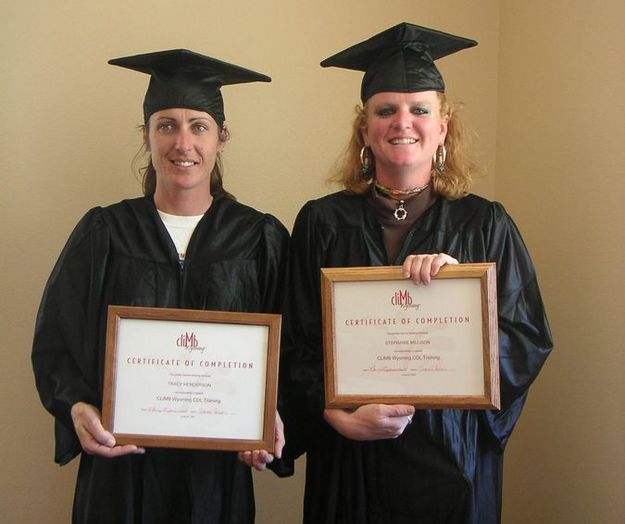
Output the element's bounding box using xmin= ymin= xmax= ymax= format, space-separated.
xmin=374 ymin=180 xmax=430 ymax=221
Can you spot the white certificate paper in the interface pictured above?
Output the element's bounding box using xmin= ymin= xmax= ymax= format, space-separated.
xmin=335 ymin=278 xmax=483 ymax=395
xmin=114 ymin=319 xmax=267 ymax=439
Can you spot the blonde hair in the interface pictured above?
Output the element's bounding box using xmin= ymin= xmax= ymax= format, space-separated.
xmin=332 ymin=93 xmax=477 ymax=200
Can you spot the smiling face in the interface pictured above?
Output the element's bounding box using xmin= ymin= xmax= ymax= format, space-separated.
xmin=363 ymin=91 xmax=448 ymax=188
xmin=145 ymin=108 xmax=224 ymax=201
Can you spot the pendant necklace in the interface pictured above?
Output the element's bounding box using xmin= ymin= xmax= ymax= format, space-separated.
xmin=375 ymin=180 xmax=430 ymax=221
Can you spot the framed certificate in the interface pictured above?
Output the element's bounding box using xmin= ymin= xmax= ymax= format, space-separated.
xmin=102 ymin=306 xmax=281 ymax=451
xmin=321 ymin=264 xmax=499 ymax=409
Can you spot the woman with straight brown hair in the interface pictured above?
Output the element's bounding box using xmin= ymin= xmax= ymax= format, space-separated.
xmin=32 ymin=49 xmax=288 ymax=523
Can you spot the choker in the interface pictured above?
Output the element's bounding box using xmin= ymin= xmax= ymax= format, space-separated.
xmin=375 ymin=180 xmax=430 ymax=221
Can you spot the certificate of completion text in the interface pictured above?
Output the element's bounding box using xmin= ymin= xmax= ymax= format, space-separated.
xmin=112 ymin=319 xmax=268 ymax=441
xmin=333 ymin=278 xmax=485 ymax=396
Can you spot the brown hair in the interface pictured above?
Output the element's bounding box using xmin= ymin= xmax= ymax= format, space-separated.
xmin=332 ymin=93 xmax=477 ymax=200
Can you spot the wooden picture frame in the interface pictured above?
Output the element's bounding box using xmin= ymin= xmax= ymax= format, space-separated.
xmin=321 ymin=263 xmax=500 ymax=409
xmin=102 ymin=306 xmax=281 ymax=451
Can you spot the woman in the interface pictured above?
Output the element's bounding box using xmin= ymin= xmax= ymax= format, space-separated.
xmin=279 ymin=24 xmax=553 ymax=523
xmin=32 ymin=49 xmax=289 ymax=523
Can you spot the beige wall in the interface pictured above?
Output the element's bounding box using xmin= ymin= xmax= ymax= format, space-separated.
xmin=498 ymin=2 xmax=625 ymax=522
xmin=1 ymin=1 xmax=622 ymax=522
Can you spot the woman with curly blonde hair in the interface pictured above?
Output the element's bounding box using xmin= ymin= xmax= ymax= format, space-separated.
xmin=336 ymin=93 xmax=475 ymax=199
xmin=278 ymin=23 xmax=552 ymax=524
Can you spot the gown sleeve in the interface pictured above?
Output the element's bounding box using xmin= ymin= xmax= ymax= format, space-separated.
xmin=481 ymin=202 xmax=553 ymax=448
xmin=272 ymin=202 xmax=342 ymax=476
xmin=31 ymin=208 xmax=110 ymax=465
xmin=256 ymin=214 xmax=290 ymax=314
xmin=273 ymin=202 xmax=329 ymax=475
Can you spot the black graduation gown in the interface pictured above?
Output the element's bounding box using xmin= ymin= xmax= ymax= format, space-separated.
xmin=278 ymin=191 xmax=552 ymax=524
xmin=32 ymin=195 xmax=289 ymax=524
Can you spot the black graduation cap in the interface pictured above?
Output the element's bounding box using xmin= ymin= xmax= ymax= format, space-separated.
xmin=108 ymin=49 xmax=271 ymax=126
xmin=320 ymin=23 xmax=477 ymax=102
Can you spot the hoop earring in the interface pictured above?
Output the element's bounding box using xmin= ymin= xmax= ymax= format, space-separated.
xmin=360 ymin=146 xmax=372 ymax=177
xmin=433 ymin=144 xmax=447 ymax=174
